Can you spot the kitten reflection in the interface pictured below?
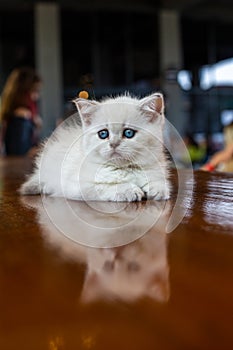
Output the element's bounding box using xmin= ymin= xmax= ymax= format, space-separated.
xmin=21 ymin=197 xmax=170 ymax=303
xmin=82 ymin=228 xmax=169 ymax=303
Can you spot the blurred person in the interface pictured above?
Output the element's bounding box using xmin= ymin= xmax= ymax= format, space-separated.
xmin=0 ymin=67 xmax=42 ymax=156
xmin=201 ymin=121 xmax=233 ymax=172
xmin=201 ymin=142 xmax=233 ymax=172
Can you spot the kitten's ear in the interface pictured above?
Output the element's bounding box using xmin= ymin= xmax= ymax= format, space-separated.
xmin=146 ymin=271 xmax=170 ymax=302
xmin=81 ymin=271 xmax=102 ymax=303
xmin=139 ymin=93 xmax=164 ymax=123
xmin=73 ymin=98 xmax=99 ymax=126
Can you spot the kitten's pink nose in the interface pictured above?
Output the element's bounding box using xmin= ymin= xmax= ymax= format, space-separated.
xmin=110 ymin=140 xmax=120 ymax=149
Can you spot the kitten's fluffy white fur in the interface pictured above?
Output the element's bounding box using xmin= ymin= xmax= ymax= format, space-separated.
xmin=20 ymin=93 xmax=170 ymax=201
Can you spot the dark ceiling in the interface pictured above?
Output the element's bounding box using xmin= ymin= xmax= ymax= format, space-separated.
xmin=0 ymin=0 xmax=233 ymax=22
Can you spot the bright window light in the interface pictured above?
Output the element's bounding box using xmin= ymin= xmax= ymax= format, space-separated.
xmin=200 ymin=58 xmax=233 ymax=89
xmin=221 ymin=110 xmax=233 ymax=126
xmin=177 ymin=70 xmax=192 ymax=90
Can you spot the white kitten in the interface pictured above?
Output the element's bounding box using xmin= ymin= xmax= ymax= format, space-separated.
xmin=20 ymin=93 xmax=170 ymax=201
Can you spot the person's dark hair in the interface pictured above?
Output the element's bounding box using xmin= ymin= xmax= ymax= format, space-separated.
xmin=0 ymin=67 xmax=41 ymax=122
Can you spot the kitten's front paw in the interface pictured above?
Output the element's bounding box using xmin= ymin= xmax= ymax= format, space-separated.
xmin=20 ymin=176 xmax=40 ymax=195
xmin=115 ymin=185 xmax=145 ymax=202
xmin=143 ymin=182 xmax=170 ymax=200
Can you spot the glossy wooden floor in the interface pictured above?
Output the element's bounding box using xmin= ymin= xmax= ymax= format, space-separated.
xmin=1 ymin=157 xmax=233 ymax=350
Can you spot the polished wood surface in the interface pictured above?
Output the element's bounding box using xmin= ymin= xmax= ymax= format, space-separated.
xmin=1 ymin=157 xmax=233 ymax=350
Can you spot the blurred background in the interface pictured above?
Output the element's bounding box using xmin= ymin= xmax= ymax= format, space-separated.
xmin=1 ymin=0 xmax=233 ymax=166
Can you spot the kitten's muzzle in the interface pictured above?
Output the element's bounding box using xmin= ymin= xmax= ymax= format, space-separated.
xmin=110 ymin=150 xmax=122 ymax=158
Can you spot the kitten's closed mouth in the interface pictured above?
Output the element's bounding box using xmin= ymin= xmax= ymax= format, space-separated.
xmin=110 ymin=151 xmax=122 ymax=157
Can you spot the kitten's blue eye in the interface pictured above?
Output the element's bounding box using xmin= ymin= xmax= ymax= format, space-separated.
xmin=98 ymin=129 xmax=109 ymax=139
xmin=123 ymin=128 xmax=136 ymax=138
